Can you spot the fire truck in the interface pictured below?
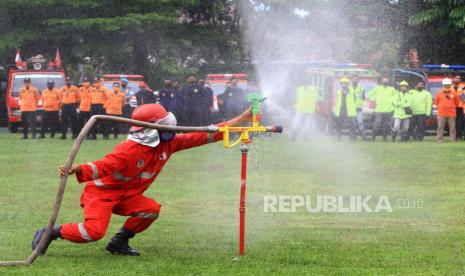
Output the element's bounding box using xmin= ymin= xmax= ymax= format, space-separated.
xmin=6 ymin=52 xmax=65 ymax=133
xmin=391 ymin=64 xmax=465 ymax=133
xmin=304 ymin=63 xmax=378 ymax=133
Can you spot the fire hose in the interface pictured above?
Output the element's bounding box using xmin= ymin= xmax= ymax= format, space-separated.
xmin=0 ymin=115 xmax=220 ymax=267
xmin=0 ymin=93 xmax=281 ymax=266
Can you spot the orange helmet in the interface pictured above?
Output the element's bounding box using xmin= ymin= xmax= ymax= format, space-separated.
xmin=130 ymin=104 xmax=177 ymax=132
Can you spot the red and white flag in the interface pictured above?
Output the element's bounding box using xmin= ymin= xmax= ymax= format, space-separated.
xmin=55 ymin=48 xmax=62 ymax=68
xmin=15 ymin=49 xmax=23 ymax=68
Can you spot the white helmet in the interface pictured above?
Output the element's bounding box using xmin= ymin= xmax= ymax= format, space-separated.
xmin=442 ymin=78 xmax=452 ymax=86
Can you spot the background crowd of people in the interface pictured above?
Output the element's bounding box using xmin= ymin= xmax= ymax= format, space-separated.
xmin=17 ymin=76 xmax=250 ymax=140
xmin=292 ymin=75 xmax=465 ymax=143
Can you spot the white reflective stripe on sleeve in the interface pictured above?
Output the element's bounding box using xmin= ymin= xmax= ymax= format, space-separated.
xmin=132 ymin=212 xmax=159 ymax=220
xmin=137 ymin=172 xmax=156 ymax=179
xmin=94 ymin=179 xmax=105 ymax=187
xmin=113 ymin=171 xmax=131 ymax=182
xmin=88 ymin=163 xmax=99 ymax=179
xmin=78 ymin=223 xmax=92 ymax=241
xmin=207 ymin=133 xmax=215 ymax=143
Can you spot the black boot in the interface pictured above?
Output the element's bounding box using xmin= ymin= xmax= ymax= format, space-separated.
xmin=106 ymin=228 xmax=140 ymax=256
xmin=32 ymin=225 xmax=62 ymax=255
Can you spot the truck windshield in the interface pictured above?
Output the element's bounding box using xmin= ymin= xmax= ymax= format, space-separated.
xmin=12 ymin=74 xmax=64 ymax=97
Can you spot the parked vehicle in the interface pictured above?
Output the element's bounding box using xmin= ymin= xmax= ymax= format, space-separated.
xmin=304 ymin=63 xmax=378 ymax=133
xmin=6 ymin=52 xmax=65 ymax=133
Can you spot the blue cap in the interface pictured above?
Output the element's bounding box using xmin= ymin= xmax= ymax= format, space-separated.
xmin=121 ymin=78 xmax=129 ymax=84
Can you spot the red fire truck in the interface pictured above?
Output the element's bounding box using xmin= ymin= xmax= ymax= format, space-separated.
xmin=6 ymin=52 xmax=65 ymax=133
xmin=304 ymin=63 xmax=378 ymax=133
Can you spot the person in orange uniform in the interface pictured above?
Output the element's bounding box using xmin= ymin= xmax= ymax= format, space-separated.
xmin=40 ymin=81 xmax=61 ymax=138
xmin=104 ymin=82 xmax=126 ymax=139
xmin=32 ymin=104 xmax=252 ymax=256
xmin=19 ymin=78 xmax=40 ymax=139
xmin=78 ymin=77 xmax=92 ymax=132
xmin=60 ymin=77 xmax=80 ymax=139
xmin=451 ymin=75 xmax=465 ymax=139
xmin=89 ymin=78 xmax=108 ymax=140
xmin=435 ymin=78 xmax=459 ymax=142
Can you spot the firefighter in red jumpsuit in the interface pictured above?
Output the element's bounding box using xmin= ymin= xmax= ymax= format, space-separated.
xmin=32 ymin=103 xmax=251 ymax=256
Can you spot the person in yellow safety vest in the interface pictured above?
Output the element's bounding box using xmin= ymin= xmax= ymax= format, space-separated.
xmin=291 ymin=82 xmax=321 ymax=141
xmin=408 ymin=80 xmax=432 ymax=141
xmin=368 ymin=77 xmax=396 ymax=141
xmin=334 ymin=77 xmax=357 ymax=141
xmin=391 ymin=80 xmax=413 ymax=142
xmin=351 ymin=75 xmax=367 ymax=138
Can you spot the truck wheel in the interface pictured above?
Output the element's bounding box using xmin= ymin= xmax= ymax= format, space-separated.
xmin=8 ymin=122 xmax=18 ymax=133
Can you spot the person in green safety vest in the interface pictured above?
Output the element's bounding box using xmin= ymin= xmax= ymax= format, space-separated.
xmin=351 ymin=75 xmax=367 ymax=138
xmin=291 ymin=81 xmax=321 ymax=141
xmin=334 ymin=77 xmax=357 ymax=141
xmin=391 ymin=80 xmax=413 ymax=142
xmin=407 ymin=80 xmax=432 ymax=141
xmin=368 ymin=77 xmax=396 ymax=141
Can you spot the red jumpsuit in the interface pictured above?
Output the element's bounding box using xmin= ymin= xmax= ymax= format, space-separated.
xmin=60 ymin=131 xmax=223 ymax=243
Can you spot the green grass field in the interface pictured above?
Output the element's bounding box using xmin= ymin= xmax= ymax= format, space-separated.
xmin=1 ymin=131 xmax=465 ymax=275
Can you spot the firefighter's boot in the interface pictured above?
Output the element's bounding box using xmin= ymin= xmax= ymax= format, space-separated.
xmin=106 ymin=228 xmax=140 ymax=256
xmin=32 ymin=225 xmax=62 ymax=255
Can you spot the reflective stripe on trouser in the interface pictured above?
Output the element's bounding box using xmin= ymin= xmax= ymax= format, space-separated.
xmin=61 ymin=223 xmax=96 ymax=243
xmin=60 ymin=190 xmax=161 ymax=243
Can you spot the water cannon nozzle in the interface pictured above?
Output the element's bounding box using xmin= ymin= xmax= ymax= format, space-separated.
xmin=266 ymin=126 xmax=283 ymax=133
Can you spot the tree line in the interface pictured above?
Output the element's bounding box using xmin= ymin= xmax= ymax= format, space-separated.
xmin=0 ymin=0 xmax=464 ymax=85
